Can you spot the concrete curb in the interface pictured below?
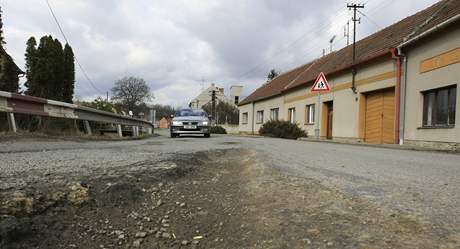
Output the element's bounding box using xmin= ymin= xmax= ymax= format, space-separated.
xmin=298 ymin=137 xmax=460 ymax=154
xmin=227 ymin=134 xmax=263 ymax=138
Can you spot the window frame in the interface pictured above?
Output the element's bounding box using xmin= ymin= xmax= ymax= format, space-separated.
xmin=305 ymin=104 xmax=315 ymax=125
xmin=256 ymin=110 xmax=264 ymax=124
xmin=422 ymin=84 xmax=456 ymax=128
xmin=270 ymin=108 xmax=279 ymax=121
xmin=288 ymin=107 xmax=296 ymax=124
xmin=242 ymin=112 xmax=248 ymax=124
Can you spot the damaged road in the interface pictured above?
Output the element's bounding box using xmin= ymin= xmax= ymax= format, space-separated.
xmin=1 ymin=132 xmax=460 ymax=248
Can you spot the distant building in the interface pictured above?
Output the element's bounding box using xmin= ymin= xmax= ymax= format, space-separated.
xmin=230 ymin=85 xmax=243 ymax=105
xmin=159 ymin=117 xmax=171 ymax=129
xmin=0 ymin=46 xmax=24 ymax=93
xmin=190 ymin=83 xmax=243 ymax=108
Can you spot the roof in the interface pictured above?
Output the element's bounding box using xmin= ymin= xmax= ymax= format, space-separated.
xmin=0 ymin=46 xmax=24 ymax=74
xmin=239 ymin=0 xmax=460 ymax=106
xmin=238 ymin=63 xmax=313 ymax=106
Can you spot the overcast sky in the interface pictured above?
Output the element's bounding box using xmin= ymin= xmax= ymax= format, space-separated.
xmin=2 ymin=0 xmax=440 ymax=107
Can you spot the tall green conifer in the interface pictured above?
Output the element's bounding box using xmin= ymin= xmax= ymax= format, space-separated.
xmin=62 ymin=43 xmax=75 ymax=103
xmin=24 ymin=37 xmax=38 ymax=94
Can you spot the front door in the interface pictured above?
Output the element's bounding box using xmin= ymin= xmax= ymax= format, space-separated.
xmin=326 ymin=102 xmax=333 ymax=139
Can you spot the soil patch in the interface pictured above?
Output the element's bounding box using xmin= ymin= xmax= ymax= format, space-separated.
xmin=1 ymin=149 xmax=458 ymax=248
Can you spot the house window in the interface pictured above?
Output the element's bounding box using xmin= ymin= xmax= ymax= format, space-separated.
xmin=256 ymin=110 xmax=264 ymax=124
xmin=270 ymin=108 xmax=279 ymax=120
xmin=242 ymin=112 xmax=248 ymax=124
xmin=305 ymin=104 xmax=315 ymax=124
xmin=234 ymin=96 xmax=239 ymax=105
xmin=288 ymin=108 xmax=296 ymax=123
xmin=423 ymin=85 xmax=456 ymax=127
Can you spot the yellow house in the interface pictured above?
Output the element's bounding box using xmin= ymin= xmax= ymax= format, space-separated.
xmin=238 ymin=0 xmax=460 ymax=149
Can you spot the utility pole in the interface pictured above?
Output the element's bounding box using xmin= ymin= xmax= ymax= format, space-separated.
xmin=211 ymin=90 xmax=216 ymax=125
xmin=106 ymin=91 xmax=109 ymax=101
xmin=347 ymin=3 xmax=364 ymax=94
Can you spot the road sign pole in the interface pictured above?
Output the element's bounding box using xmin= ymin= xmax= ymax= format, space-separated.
xmin=315 ymin=93 xmax=320 ymax=139
xmin=311 ymin=72 xmax=331 ymax=139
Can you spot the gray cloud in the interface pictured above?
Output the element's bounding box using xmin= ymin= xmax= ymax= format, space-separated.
xmin=2 ymin=0 xmax=439 ymax=106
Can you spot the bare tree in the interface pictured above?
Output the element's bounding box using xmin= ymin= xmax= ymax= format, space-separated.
xmin=111 ymin=76 xmax=151 ymax=113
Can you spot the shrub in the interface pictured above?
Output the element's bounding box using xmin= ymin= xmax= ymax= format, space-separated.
xmin=210 ymin=126 xmax=227 ymax=134
xmin=259 ymin=120 xmax=307 ymax=139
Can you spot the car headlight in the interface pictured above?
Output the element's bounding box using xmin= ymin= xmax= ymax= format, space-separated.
xmin=201 ymin=121 xmax=208 ymax=126
xmin=172 ymin=121 xmax=182 ymax=126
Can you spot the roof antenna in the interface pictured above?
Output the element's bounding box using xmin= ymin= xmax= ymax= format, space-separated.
xmin=329 ymin=35 xmax=337 ymax=53
xmin=344 ymin=21 xmax=350 ymax=46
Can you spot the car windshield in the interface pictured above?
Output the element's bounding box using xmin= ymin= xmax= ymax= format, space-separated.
xmin=175 ymin=109 xmax=207 ymax=117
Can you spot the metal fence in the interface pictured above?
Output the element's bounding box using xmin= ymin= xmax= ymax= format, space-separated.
xmin=0 ymin=90 xmax=153 ymax=137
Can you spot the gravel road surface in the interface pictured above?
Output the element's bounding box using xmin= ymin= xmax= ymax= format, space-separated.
xmin=1 ymin=130 xmax=459 ymax=248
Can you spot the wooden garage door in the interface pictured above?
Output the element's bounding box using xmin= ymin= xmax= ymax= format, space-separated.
xmin=365 ymin=88 xmax=395 ymax=144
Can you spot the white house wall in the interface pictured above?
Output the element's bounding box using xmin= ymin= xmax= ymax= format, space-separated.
xmin=281 ymin=58 xmax=397 ymax=140
xmin=403 ymin=25 xmax=460 ymax=145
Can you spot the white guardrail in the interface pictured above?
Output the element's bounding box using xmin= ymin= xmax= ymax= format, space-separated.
xmin=0 ymin=90 xmax=153 ymax=136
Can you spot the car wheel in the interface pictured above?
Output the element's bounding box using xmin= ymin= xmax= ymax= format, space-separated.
xmin=170 ymin=133 xmax=176 ymax=138
xmin=204 ymin=133 xmax=210 ymax=138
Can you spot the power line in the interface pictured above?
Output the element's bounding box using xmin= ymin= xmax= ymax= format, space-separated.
xmin=357 ymin=9 xmax=382 ymax=29
xmin=243 ymin=0 xmax=395 ymax=79
xmin=44 ymin=0 xmax=104 ymax=95
xmin=236 ymin=0 xmax=381 ymax=81
xmin=236 ymin=4 xmax=353 ymax=80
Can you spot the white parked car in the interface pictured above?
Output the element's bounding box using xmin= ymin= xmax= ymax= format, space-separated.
xmin=170 ymin=108 xmax=211 ymax=138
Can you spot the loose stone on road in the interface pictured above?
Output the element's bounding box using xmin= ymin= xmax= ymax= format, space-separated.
xmin=1 ymin=131 xmax=459 ymax=248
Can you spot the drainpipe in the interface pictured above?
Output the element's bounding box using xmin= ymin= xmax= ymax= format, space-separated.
xmin=398 ymin=48 xmax=408 ymax=145
xmin=391 ymin=48 xmax=402 ymax=145
xmin=251 ymin=102 xmax=255 ymax=135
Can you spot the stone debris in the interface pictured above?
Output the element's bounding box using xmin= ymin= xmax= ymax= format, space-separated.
xmin=161 ymin=232 xmax=171 ymax=239
xmin=67 ymin=182 xmax=90 ymax=206
xmin=135 ymin=231 xmax=147 ymax=238
xmin=132 ymin=239 xmax=142 ymax=248
xmin=156 ymin=199 xmax=163 ymax=207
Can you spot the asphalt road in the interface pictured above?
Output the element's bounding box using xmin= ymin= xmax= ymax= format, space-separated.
xmin=1 ymin=130 xmax=459 ymax=232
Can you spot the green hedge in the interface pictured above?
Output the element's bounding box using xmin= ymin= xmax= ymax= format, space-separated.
xmin=259 ymin=120 xmax=307 ymax=139
xmin=210 ymin=126 xmax=227 ymax=134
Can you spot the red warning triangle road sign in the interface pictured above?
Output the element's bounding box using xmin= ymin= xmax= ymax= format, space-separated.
xmin=311 ymin=72 xmax=330 ymax=92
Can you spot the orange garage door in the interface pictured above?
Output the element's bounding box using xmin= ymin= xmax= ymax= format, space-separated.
xmin=365 ymin=88 xmax=395 ymax=144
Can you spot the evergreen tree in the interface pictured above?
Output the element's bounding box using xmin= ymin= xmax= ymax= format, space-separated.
xmin=267 ymin=69 xmax=280 ymax=82
xmin=31 ymin=36 xmax=50 ymax=98
xmin=24 ymin=37 xmax=38 ymax=94
xmin=50 ymin=38 xmax=64 ymax=101
xmin=62 ymin=43 xmax=75 ymax=103
xmin=27 ymin=35 xmax=66 ymax=100
xmin=24 ymin=35 xmax=74 ymax=102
